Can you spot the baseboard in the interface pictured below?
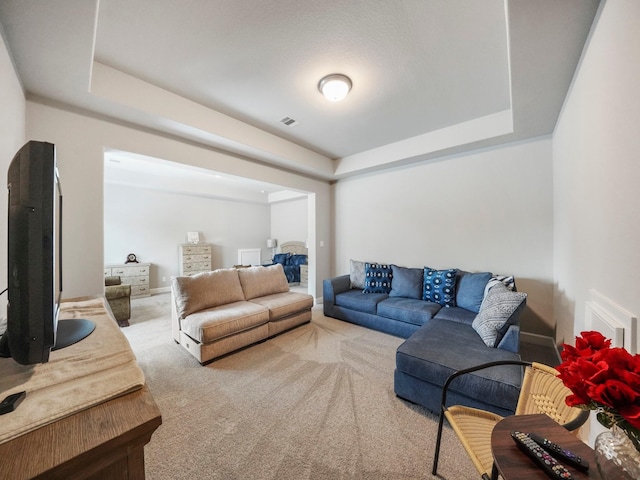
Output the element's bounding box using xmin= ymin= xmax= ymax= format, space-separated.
xmin=150 ymin=286 xmax=171 ymax=295
xmin=520 ymin=332 xmax=562 ymax=365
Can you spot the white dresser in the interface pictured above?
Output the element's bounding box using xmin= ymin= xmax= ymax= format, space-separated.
xmin=179 ymin=243 xmax=212 ymax=276
xmin=104 ymin=263 xmax=151 ymax=297
xmin=299 ymin=264 xmax=309 ymax=287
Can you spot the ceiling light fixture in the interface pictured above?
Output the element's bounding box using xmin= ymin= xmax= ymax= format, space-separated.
xmin=318 ymin=74 xmax=352 ymax=102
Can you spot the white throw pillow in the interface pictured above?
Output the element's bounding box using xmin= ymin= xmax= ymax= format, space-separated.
xmin=472 ymin=282 xmax=527 ymax=347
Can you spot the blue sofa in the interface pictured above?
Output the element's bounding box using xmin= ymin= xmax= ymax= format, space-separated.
xmin=323 ymin=262 xmax=528 ymax=416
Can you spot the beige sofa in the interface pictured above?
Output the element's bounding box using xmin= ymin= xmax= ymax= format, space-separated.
xmin=171 ymin=264 xmax=313 ymax=364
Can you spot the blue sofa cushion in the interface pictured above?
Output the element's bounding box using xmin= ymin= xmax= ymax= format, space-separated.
xmin=433 ymin=306 xmax=477 ymax=326
xmin=335 ymin=289 xmax=388 ymax=314
xmin=364 ymin=263 xmax=393 ymax=293
xmin=396 ymin=320 xmax=522 ymax=412
xmin=389 ymin=265 xmax=423 ymax=299
xmin=423 ymin=268 xmax=457 ymax=307
xmin=472 ymin=282 xmax=527 ymax=347
xmin=456 ymin=271 xmax=492 ymax=313
xmin=377 ymin=297 xmax=441 ymax=326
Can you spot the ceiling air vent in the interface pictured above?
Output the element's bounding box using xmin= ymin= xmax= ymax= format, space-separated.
xmin=280 ymin=116 xmax=299 ymax=127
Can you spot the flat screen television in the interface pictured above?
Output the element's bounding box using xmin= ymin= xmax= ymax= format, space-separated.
xmin=0 ymin=141 xmax=94 ymax=366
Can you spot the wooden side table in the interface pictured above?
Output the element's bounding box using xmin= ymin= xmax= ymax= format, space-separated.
xmin=491 ymin=414 xmax=601 ymax=479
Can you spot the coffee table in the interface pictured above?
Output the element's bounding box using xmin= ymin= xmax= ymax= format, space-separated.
xmin=491 ymin=414 xmax=602 ymax=479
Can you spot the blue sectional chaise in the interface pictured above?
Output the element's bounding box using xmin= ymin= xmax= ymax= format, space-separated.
xmin=323 ymin=261 xmax=528 ymax=417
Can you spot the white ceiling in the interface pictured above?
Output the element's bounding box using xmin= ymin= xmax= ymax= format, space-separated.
xmin=0 ymin=0 xmax=600 ymax=191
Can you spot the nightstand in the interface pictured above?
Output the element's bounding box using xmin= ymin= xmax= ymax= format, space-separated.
xmin=300 ymin=264 xmax=309 ymax=287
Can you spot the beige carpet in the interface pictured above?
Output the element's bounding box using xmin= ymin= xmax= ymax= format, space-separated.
xmin=123 ymin=293 xmax=477 ymax=480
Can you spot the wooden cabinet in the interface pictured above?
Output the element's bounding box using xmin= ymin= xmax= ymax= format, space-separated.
xmin=0 ymin=297 xmax=161 ymax=479
xmin=105 ymin=263 xmax=150 ymax=297
xmin=300 ymin=264 xmax=309 ymax=287
xmin=179 ymin=244 xmax=212 ymax=276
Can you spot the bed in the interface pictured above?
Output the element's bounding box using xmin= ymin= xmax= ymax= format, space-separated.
xmin=269 ymin=241 xmax=308 ymax=284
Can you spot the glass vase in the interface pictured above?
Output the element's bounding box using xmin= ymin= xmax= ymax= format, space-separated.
xmin=594 ymin=425 xmax=640 ymax=479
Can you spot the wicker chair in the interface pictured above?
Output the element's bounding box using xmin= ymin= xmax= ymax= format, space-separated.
xmin=432 ymin=360 xmax=590 ymax=480
xmin=104 ymin=276 xmax=131 ymax=327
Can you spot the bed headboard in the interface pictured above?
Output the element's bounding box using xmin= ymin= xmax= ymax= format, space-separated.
xmin=280 ymin=241 xmax=307 ymax=255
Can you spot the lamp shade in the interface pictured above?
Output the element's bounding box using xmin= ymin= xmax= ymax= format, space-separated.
xmin=267 ymin=238 xmax=277 ymax=248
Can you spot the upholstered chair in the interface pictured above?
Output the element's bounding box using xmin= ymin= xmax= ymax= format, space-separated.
xmin=104 ymin=276 xmax=131 ymax=327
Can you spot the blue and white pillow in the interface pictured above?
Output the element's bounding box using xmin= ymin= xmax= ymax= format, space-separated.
xmin=364 ymin=263 xmax=393 ymax=294
xmin=423 ymin=267 xmax=457 ymax=307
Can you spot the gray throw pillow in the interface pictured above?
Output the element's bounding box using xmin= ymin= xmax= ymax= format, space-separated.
xmin=472 ymin=282 xmax=527 ymax=347
xmin=350 ymin=259 xmax=366 ymax=289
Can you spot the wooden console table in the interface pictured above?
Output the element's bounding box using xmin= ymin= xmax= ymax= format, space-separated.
xmin=0 ymin=385 xmax=161 ymax=479
xmin=0 ymin=297 xmax=162 ymax=479
xmin=491 ymin=414 xmax=601 ymax=480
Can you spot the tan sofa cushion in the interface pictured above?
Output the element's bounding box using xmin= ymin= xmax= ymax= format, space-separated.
xmin=181 ymin=301 xmax=269 ymax=343
xmin=172 ymin=269 xmax=245 ymax=318
xmin=249 ymin=292 xmax=314 ymax=321
xmin=238 ymin=264 xmax=289 ymax=300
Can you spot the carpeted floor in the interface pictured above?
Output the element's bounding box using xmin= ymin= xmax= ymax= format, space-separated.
xmin=123 ymin=293 xmax=477 ymax=480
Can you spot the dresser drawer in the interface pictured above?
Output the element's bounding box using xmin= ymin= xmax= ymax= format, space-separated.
xmin=120 ymin=275 xmax=149 ymax=286
xmin=112 ymin=265 xmax=149 ymax=277
xmin=130 ymin=285 xmax=150 ymax=296
xmin=181 ymin=253 xmax=211 ymax=264
xmin=182 ymin=261 xmax=211 ymax=272
xmin=181 ymin=245 xmax=211 ymax=255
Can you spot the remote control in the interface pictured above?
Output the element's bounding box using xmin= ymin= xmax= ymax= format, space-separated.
xmin=511 ymin=431 xmax=573 ymax=479
xmin=528 ymin=432 xmax=589 ymax=471
xmin=0 ymin=391 xmax=26 ymax=415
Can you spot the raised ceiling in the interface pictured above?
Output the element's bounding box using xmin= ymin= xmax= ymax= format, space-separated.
xmin=0 ymin=0 xmax=600 ymax=182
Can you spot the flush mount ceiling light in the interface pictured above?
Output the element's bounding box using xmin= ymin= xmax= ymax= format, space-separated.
xmin=318 ymin=74 xmax=352 ymax=102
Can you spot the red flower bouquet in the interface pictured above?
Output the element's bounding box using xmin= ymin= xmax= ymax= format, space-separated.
xmin=557 ymin=331 xmax=640 ymax=451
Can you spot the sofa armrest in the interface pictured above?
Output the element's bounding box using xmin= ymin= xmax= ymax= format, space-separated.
xmin=496 ymin=324 xmax=520 ymax=353
xmin=323 ymin=275 xmax=351 ymax=317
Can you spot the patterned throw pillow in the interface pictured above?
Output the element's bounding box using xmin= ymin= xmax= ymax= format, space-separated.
xmin=423 ymin=267 xmax=457 ymax=307
xmin=472 ymin=282 xmax=527 ymax=347
xmin=363 ymin=263 xmax=393 ymax=294
xmin=483 ymin=275 xmax=516 ymax=296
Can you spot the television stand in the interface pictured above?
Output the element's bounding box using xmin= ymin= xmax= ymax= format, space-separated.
xmin=53 ymin=318 xmax=95 ymax=350
xmin=0 ymin=296 xmax=161 ymax=479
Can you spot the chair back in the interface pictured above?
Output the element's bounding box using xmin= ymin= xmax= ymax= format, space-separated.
xmin=515 ymin=362 xmax=585 ymax=428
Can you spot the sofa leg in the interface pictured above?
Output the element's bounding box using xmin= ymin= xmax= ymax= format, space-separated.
xmin=117 ymin=319 xmax=130 ymax=328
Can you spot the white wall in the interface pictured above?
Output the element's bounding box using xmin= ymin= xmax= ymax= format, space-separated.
xmin=270 ymin=196 xmax=308 ymax=253
xmin=553 ymin=0 xmax=640 ymax=349
xmin=26 ymin=101 xmax=332 ymax=300
xmin=333 ymin=137 xmax=555 ymax=335
xmin=0 ymin=28 xmax=26 ymax=323
xmin=104 ymin=183 xmax=270 ymax=289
